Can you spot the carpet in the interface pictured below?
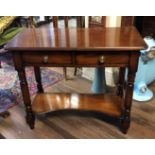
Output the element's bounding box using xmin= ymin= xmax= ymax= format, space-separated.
xmin=0 ymin=52 xmax=64 ymax=112
xmin=25 ymin=67 xmax=64 ymax=96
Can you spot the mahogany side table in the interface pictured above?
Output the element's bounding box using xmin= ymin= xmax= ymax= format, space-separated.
xmin=5 ymin=26 xmax=146 ymax=133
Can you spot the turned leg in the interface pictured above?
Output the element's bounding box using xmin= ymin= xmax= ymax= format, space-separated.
xmin=34 ymin=66 xmax=43 ymax=93
xmin=18 ymin=69 xmax=35 ymax=129
xmin=119 ymin=71 xmax=135 ymax=133
xmin=13 ymin=53 xmax=35 ymax=129
xmin=119 ymin=52 xmax=140 ymax=133
xmin=116 ymin=67 xmax=125 ymax=97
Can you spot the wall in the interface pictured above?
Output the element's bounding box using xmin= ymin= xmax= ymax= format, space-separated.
xmin=82 ymin=16 xmax=121 ymax=86
xmin=107 ymin=16 xmax=121 ymax=27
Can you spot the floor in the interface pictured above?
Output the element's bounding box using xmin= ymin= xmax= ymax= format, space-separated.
xmin=0 ymin=67 xmax=155 ymax=139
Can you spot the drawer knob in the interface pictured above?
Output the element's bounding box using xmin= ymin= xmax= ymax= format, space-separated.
xmin=99 ymin=56 xmax=105 ymax=63
xmin=43 ymin=55 xmax=48 ymax=63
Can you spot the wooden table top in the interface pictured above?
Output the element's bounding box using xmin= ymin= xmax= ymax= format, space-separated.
xmin=5 ymin=25 xmax=146 ymax=52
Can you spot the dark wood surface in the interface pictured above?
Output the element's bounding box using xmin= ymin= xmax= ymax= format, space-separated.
xmin=5 ymin=26 xmax=146 ymax=51
xmin=52 ymin=16 xmax=84 ymax=80
xmin=32 ymin=93 xmax=122 ymax=117
xmin=5 ymin=26 xmax=146 ymax=133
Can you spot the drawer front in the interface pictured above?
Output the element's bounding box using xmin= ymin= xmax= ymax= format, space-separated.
xmin=22 ymin=53 xmax=72 ymax=65
xmin=76 ymin=54 xmax=129 ymax=65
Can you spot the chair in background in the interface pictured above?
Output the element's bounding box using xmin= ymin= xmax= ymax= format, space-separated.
xmin=52 ymin=16 xmax=84 ymax=80
xmin=22 ymin=16 xmax=85 ymax=96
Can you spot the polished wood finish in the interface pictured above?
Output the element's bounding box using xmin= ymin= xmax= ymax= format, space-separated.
xmin=75 ymin=52 xmax=129 ymax=66
xmin=6 ymin=26 xmax=145 ymax=51
xmin=12 ymin=52 xmax=35 ymax=129
xmin=5 ymin=26 xmax=146 ymax=133
xmin=52 ymin=16 xmax=84 ymax=79
xmin=120 ymin=52 xmax=140 ymax=133
xmin=22 ymin=52 xmax=72 ymax=65
xmin=32 ymin=93 xmax=122 ymax=117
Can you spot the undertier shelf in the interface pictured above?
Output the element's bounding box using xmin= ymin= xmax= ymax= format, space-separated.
xmin=32 ymin=93 xmax=122 ymax=117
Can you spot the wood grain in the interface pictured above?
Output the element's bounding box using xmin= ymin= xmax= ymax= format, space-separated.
xmin=5 ymin=26 xmax=146 ymax=133
xmin=32 ymin=93 xmax=122 ymax=117
xmin=5 ymin=26 xmax=146 ymax=51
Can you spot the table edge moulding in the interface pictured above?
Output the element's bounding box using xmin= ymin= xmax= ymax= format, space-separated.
xmin=5 ymin=26 xmax=146 ymax=134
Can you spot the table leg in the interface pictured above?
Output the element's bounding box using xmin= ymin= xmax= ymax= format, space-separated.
xmin=18 ymin=69 xmax=35 ymax=129
xmin=116 ymin=67 xmax=125 ymax=97
xmin=119 ymin=52 xmax=139 ymax=133
xmin=0 ymin=111 xmax=10 ymax=118
xmin=120 ymin=72 xmax=135 ymax=133
xmin=34 ymin=67 xmax=44 ymax=93
xmin=13 ymin=53 xmax=35 ymax=129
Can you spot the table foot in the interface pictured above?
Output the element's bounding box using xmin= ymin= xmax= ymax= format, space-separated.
xmin=26 ymin=111 xmax=35 ymax=129
xmin=119 ymin=117 xmax=130 ymax=134
xmin=0 ymin=111 xmax=10 ymax=118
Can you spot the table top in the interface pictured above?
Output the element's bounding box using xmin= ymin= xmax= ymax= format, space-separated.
xmin=5 ymin=25 xmax=146 ymax=52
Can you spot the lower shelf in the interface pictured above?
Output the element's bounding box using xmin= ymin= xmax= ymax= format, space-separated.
xmin=32 ymin=93 xmax=122 ymax=117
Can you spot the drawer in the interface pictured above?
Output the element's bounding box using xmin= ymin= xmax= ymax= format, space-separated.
xmin=22 ymin=53 xmax=72 ymax=65
xmin=76 ymin=53 xmax=129 ymax=65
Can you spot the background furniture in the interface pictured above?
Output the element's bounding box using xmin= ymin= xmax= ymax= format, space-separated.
xmin=52 ymin=16 xmax=84 ymax=80
xmin=24 ymin=16 xmax=84 ymax=81
xmin=121 ymin=16 xmax=155 ymax=38
xmin=5 ymin=26 xmax=145 ymax=133
xmin=89 ymin=16 xmax=106 ymax=27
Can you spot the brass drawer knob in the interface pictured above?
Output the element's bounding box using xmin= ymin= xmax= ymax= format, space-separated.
xmin=43 ymin=55 xmax=49 ymax=63
xmin=99 ymin=56 xmax=105 ymax=63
